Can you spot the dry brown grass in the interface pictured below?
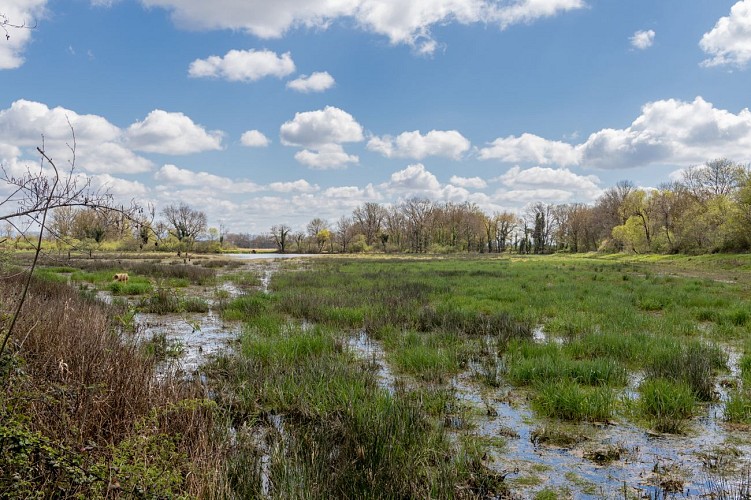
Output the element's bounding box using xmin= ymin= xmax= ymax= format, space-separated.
xmin=1 ymin=272 xmax=226 ymax=497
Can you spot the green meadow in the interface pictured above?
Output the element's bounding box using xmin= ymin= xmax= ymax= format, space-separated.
xmin=4 ymin=252 xmax=751 ymax=498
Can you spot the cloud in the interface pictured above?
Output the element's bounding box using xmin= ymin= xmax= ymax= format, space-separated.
xmin=0 ymin=0 xmax=47 ymax=69
xmin=267 ymin=179 xmax=319 ymax=193
xmin=449 ymin=175 xmax=487 ymax=189
xmin=495 ymin=188 xmax=574 ymax=204
xmin=497 ymin=166 xmax=602 ymax=200
xmin=155 ymin=164 xmax=261 ymax=193
xmin=0 ymin=99 xmax=153 ymax=173
xmin=577 ymin=97 xmax=751 ymax=169
xmin=480 ymin=97 xmax=751 ymax=170
xmin=367 ymin=129 xmax=470 ymax=160
xmin=700 ymin=0 xmax=751 ymax=68
xmin=630 ymin=29 xmax=655 ymax=50
xmin=89 ymin=173 xmax=149 ymax=197
xmin=382 ymin=163 xmax=442 ymax=196
xmin=294 ymin=144 xmax=359 ymax=169
xmin=286 ymin=71 xmax=335 ymax=93
xmin=141 ymin=0 xmax=585 ymax=54
xmin=323 ymin=185 xmax=373 ymax=199
xmin=125 ymin=110 xmax=223 ymax=154
xmin=188 ymin=49 xmax=295 ymax=81
xmin=280 ymin=106 xmax=363 ymax=168
xmin=478 ymin=132 xmax=579 ymax=166
xmin=0 ymin=99 xmax=119 ymax=144
xmin=280 ymin=106 xmax=363 ymax=147
xmin=241 ymin=129 xmax=270 ymax=147
xmin=379 ymin=163 xmax=497 ymax=208
xmin=77 ymin=142 xmax=154 ymax=174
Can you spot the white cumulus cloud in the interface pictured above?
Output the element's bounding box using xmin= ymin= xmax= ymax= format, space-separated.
xmin=0 ymin=99 xmax=152 ymax=173
xmin=577 ymin=97 xmax=751 ymax=169
xmin=188 ymin=49 xmax=295 ymax=82
xmin=449 ymin=175 xmax=487 ymax=189
xmin=383 ymin=163 xmax=442 ymax=195
xmin=281 ymin=106 xmax=364 ymax=168
xmin=700 ymin=0 xmax=751 ymax=68
xmin=480 ymin=98 xmax=751 ymax=170
xmin=155 ymin=164 xmax=261 ymax=193
xmin=141 ymin=0 xmax=585 ymax=54
xmin=286 ymin=71 xmax=336 ymax=93
xmin=367 ymin=130 xmax=470 ymax=160
xmin=294 ymin=144 xmax=359 ymax=170
xmin=630 ymin=29 xmax=655 ymax=50
xmin=125 ymin=110 xmax=223 ymax=154
xmin=479 ymin=132 xmax=579 ymax=166
xmin=267 ymin=179 xmax=319 ymax=193
xmin=497 ymin=166 xmax=602 ymax=200
xmin=241 ymin=130 xmax=270 ymax=147
xmin=280 ymin=106 xmax=364 ymax=147
xmin=0 ymin=0 xmax=47 ymax=69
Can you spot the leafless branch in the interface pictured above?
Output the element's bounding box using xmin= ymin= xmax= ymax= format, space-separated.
xmin=1 ymin=12 xmax=38 ymax=41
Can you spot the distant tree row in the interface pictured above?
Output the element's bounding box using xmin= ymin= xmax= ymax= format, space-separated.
xmin=21 ymin=158 xmax=748 ymax=257
xmin=271 ymin=159 xmax=751 ymax=255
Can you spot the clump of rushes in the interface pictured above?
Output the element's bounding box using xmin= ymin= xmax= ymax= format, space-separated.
xmin=180 ymin=297 xmax=210 ymax=313
xmin=108 ymin=279 xmax=152 ymax=296
xmin=639 ymin=378 xmax=696 ymax=433
xmin=725 ymin=391 xmax=751 ymax=424
xmin=209 ymin=318 xmax=493 ymax=498
xmin=533 ymin=379 xmax=615 ymax=422
xmin=740 ymin=353 xmax=751 ymax=384
xmin=506 ymin=340 xmax=627 ymax=387
xmin=644 ymin=340 xmax=726 ymax=401
xmin=221 ymin=293 xmax=271 ymax=321
xmin=139 ymin=287 xmax=182 ymax=314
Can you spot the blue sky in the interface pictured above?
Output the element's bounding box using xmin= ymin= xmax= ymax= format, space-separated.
xmin=1 ymin=0 xmax=750 ymax=232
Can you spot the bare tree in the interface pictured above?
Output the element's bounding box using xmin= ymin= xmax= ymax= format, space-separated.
xmin=402 ymin=198 xmax=433 ymax=253
xmin=306 ymin=217 xmax=329 ymax=253
xmin=335 ymin=216 xmax=354 ymax=253
xmin=1 ymin=132 xmax=142 ymax=358
xmin=161 ymin=203 xmax=207 ymax=261
xmin=270 ymin=224 xmax=292 ymax=253
xmin=681 ymin=158 xmax=744 ymax=202
xmin=352 ymin=202 xmax=387 ymax=246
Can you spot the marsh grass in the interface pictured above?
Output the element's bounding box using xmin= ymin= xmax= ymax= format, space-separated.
xmin=725 ymin=391 xmax=751 ymax=424
xmin=639 ymin=378 xmax=696 ymax=433
xmin=533 ymin=379 xmax=615 ymax=421
xmin=506 ymin=340 xmax=627 ymax=387
xmin=66 ymin=259 xmax=216 ymax=284
xmin=207 ymin=318 xmax=493 ymax=498
xmin=644 ymin=340 xmax=726 ymax=401
xmin=221 ymin=293 xmax=271 ymax=321
xmin=108 ymin=279 xmax=152 ymax=295
xmin=181 ymin=296 xmax=210 ymax=313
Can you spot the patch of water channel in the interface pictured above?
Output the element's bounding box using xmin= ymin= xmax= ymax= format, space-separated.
xmin=347 ymin=330 xmax=397 ymax=394
xmin=451 ymin=352 xmax=751 ymax=499
xmin=135 ymin=308 xmax=244 ymax=375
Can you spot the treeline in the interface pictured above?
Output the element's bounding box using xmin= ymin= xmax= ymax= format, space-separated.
xmin=272 ymin=159 xmax=751 ymax=255
xmin=24 ymin=158 xmax=749 ymax=256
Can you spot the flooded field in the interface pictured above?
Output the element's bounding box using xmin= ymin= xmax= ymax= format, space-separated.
xmin=30 ymin=253 xmax=751 ymax=498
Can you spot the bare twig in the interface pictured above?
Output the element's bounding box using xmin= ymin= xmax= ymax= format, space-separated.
xmin=0 ymin=145 xmax=59 ymax=357
xmin=1 ymin=12 xmax=38 ymax=41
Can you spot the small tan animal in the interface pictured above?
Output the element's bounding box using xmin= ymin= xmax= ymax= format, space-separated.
xmin=113 ymin=273 xmax=129 ymax=282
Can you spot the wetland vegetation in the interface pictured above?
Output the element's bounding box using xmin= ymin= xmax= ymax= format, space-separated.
xmin=2 ymin=252 xmax=751 ymax=498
